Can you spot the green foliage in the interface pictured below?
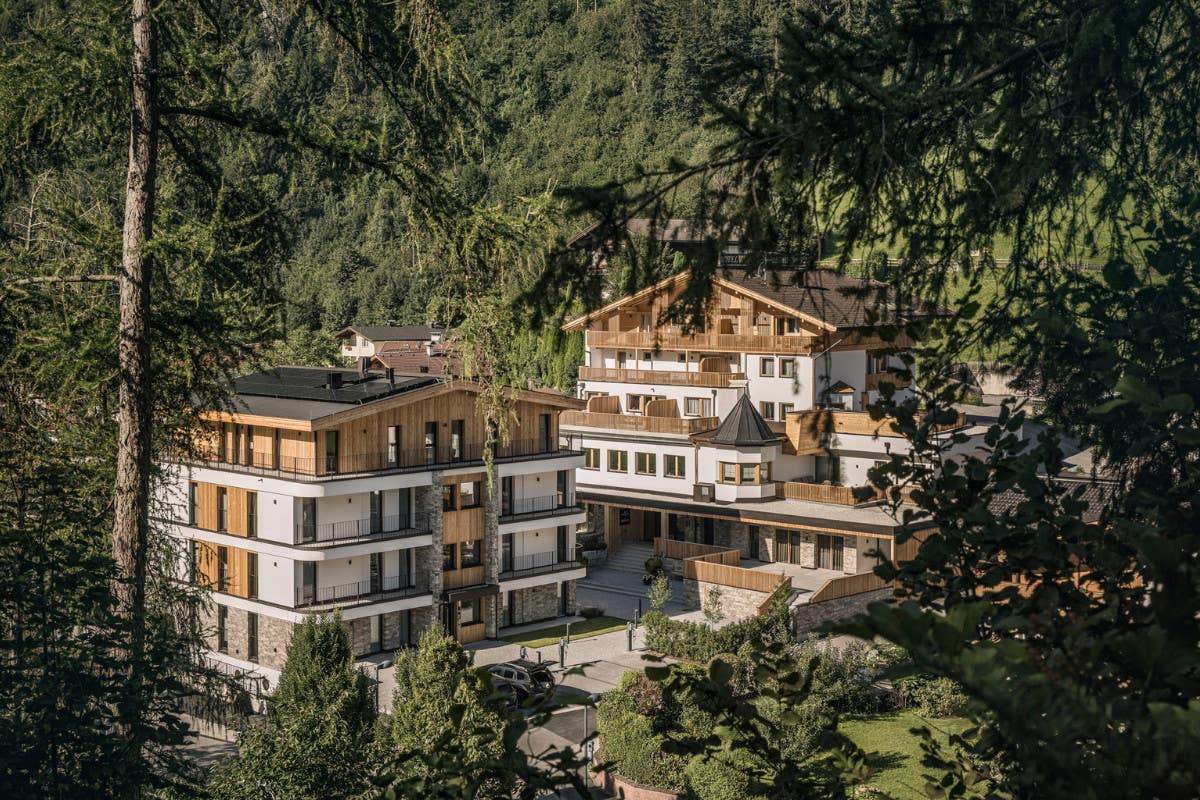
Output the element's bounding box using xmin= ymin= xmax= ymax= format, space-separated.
xmin=388 ymin=625 xmax=510 ymax=791
xmin=595 ymin=691 xmax=688 ymax=792
xmin=643 ymin=594 xmax=790 ymax=662
xmin=207 ymin=614 xmax=375 ymax=800
xmin=647 ymin=573 xmax=672 ymax=614
xmin=895 ymin=676 xmax=968 ymax=720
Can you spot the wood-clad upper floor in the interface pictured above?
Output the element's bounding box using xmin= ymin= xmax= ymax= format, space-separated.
xmin=179 ymin=371 xmax=583 ymax=479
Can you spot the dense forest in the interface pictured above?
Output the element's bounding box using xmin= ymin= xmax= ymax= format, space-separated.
xmin=249 ymin=0 xmax=811 ymax=376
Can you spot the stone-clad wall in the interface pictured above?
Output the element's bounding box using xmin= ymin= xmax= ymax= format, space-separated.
xmin=341 ymin=617 xmax=373 ymax=656
xmin=198 ymin=600 xmax=294 ymax=671
xmin=418 ymin=483 xmax=443 ymax=596
xmin=792 ymin=588 xmax=892 ymax=636
xmin=563 ymin=579 xmax=577 ymax=616
xmin=679 ymin=580 xmax=770 ymax=622
xmin=484 ymin=477 xmax=501 ymax=637
xmin=258 ymin=615 xmax=293 ymax=669
xmin=506 ymin=583 xmax=560 ymax=626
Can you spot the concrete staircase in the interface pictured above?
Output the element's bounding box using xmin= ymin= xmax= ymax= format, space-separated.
xmin=576 ymin=541 xmax=658 ymax=600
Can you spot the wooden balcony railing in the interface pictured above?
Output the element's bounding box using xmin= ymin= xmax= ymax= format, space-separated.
xmin=785 ymin=409 xmax=967 ymax=452
xmin=865 ymin=372 xmax=912 ymax=392
xmin=779 ymin=481 xmax=872 ymax=505
xmin=559 ymin=410 xmax=720 ymax=435
xmin=578 ymin=366 xmax=746 ymax=388
xmin=443 ymin=565 xmax=485 ymax=590
xmin=586 ymin=329 xmax=816 ymax=354
xmin=808 ymin=572 xmax=891 ymax=603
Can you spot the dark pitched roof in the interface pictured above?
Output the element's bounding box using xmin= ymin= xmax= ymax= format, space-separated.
xmin=988 ymin=479 xmax=1114 ymax=524
xmin=708 ymin=393 xmax=779 ymax=447
xmin=334 ymin=324 xmax=445 ymax=342
xmin=827 ymin=380 xmax=856 ymax=394
xmin=720 ymin=269 xmax=946 ymax=329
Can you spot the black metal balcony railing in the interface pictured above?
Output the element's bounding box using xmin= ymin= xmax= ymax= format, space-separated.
xmin=176 ymin=435 xmax=583 ymax=481
xmin=294 ymin=574 xmax=428 ymax=608
xmin=499 ymin=551 xmax=579 ymax=579
xmin=294 ymin=512 xmax=431 ymax=545
xmin=499 ymin=493 xmax=580 ymax=522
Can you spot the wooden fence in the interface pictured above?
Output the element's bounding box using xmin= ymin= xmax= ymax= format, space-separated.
xmin=655 ymin=537 xmax=791 ymax=603
xmin=808 ymin=571 xmax=891 ymax=603
xmin=780 ymin=481 xmax=873 ymax=505
xmin=560 ymin=410 xmax=720 ymax=434
xmin=578 ymin=366 xmax=745 ymax=388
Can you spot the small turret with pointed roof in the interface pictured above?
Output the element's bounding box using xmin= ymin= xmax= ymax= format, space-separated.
xmin=708 ymin=393 xmax=779 ymax=447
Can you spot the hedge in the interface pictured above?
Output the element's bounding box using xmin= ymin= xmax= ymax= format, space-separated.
xmin=643 ymin=585 xmax=792 ymax=662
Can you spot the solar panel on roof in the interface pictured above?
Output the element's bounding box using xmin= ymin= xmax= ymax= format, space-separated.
xmin=232 ymin=367 xmax=436 ymax=405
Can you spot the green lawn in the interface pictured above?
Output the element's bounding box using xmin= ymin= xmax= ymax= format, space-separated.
xmin=840 ymin=712 xmax=974 ymax=800
xmin=500 ymin=615 xmax=629 ymax=648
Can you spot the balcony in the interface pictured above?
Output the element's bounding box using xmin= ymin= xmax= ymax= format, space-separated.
xmin=578 ymin=366 xmax=746 ymax=388
xmin=443 ymin=565 xmax=486 ymax=590
xmin=559 ymin=410 xmax=720 ymax=435
xmin=865 ymin=372 xmax=912 ymax=392
xmin=294 ymin=575 xmax=428 ymax=608
xmin=586 ymin=328 xmax=815 ymax=354
xmin=500 ymin=493 xmax=581 ymax=524
xmin=294 ymin=513 xmax=431 ymax=546
xmin=175 ymin=435 xmax=582 ymax=481
xmin=785 ymin=409 xmax=968 ymax=454
xmin=499 ymin=551 xmax=579 ymax=581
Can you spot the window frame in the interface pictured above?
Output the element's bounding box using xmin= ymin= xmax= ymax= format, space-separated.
xmin=635 ymin=452 xmax=657 ymax=475
xmin=607 ymin=449 xmax=628 ymax=473
xmin=684 ymin=396 xmax=713 ymax=417
xmin=583 ymin=447 xmax=600 ymax=470
xmin=780 ymin=403 xmax=794 ymax=418
xmin=717 ymin=462 xmax=770 ymax=484
xmin=459 ymin=539 xmax=482 ymax=568
xmin=780 ymin=358 xmax=796 ymax=378
xmin=442 ymin=483 xmax=457 ymax=512
xmin=664 ymin=454 xmax=686 ymax=479
xmin=759 ymin=357 xmax=775 ymax=377
xmin=760 ymin=401 xmax=776 ymax=421
xmin=459 ymin=480 xmax=482 ymax=509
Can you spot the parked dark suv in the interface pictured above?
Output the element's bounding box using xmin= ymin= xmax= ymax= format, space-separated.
xmin=487 ymin=659 xmax=555 ymax=701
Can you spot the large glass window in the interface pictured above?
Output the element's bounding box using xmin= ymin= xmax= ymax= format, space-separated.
xmin=246 ymin=491 xmax=257 ymax=538
xmin=442 ymin=484 xmax=457 ymax=512
xmin=460 ymin=539 xmax=482 ymax=568
xmin=217 ymin=487 xmax=228 ymax=532
xmin=583 ymin=448 xmax=600 ymax=470
xmin=635 ymin=452 xmax=657 ymax=475
xmin=607 ymin=450 xmax=628 ymax=472
xmin=684 ymin=397 xmax=713 ymax=417
xmin=247 ymin=553 xmax=258 ymax=599
xmin=460 ymin=597 xmax=482 ymax=624
xmin=442 ymin=545 xmax=456 ymax=571
xmin=459 ymin=480 xmax=481 ymax=509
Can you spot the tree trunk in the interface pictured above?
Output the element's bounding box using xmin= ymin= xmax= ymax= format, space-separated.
xmin=113 ymin=0 xmax=157 ymax=734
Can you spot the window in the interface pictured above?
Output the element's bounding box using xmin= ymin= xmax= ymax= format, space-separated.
xmin=460 ymin=539 xmax=482 ymax=568
xmin=759 ymin=357 xmax=775 ymax=377
xmin=443 ymin=545 xmax=456 ymax=571
xmin=442 ymin=484 xmax=457 ymax=512
xmin=642 ymin=351 xmax=652 ymax=362
xmin=664 ymin=455 xmax=686 ymax=479
xmin=424 ymin=421 xmax=438 ymax=464
xmin=324 ymin=430 xmax=339 ymax=474
xmin=300 ymin=498 xmax=316 ymax=543
xmin=217 ymin=546 xmax=229 ymax=592
xmin=608 ymin=450 xmax=628 ymax=472
xmin=246 ymin=491 xmax=257 ymax=538
xmin=216 ymin=606 xmax=228 ymax=653
xmin=684 ymin=397 xmax=713 ymax=417
xmin=776 ymin=317 xmax=801 ymax=334
xmin=247 ymin=553 xmax=258 ymax=599
xmin=583 ymin=447 xmax=600 ymax=470
xmin=760 ymin=401 xmax=776 ymax=420
xmin=635 ymin=452 xmax=657 ymax=475
xmin=626 ymin=393 xmax=663 ymax=414
xmin=719 ymin=462 xmax=769 ymax=484
xmin=780 ymin=358 xmax=796 ymax=378
xmin=677 ymin=353 xmax=686 ymax=362
xmin=187 ymin=482 xmax=198 ymax=526
xmin=450 ymin=419 xmax=464 ymax=460
xmin=460 ymin=597 xmax=482 ymax=624
xmin=459 ymin=480 xmax=481 ymax=509
xmin=387 ymin=425 xmax=401 ymax=467
xmin=217 ymin=487 xmax=228 ymax=532
xmin=247 ymin=612 xmax=258 ymax=662
xmin=780 ymin=403 xmax=794 ymax=418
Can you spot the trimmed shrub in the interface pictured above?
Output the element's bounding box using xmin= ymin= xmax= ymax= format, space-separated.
xmin=643 ymin=591 xmax=791 ymax=662
xmin=685 ymin=752 xmax=766 ymax=800
xmin=896 ymin=675 xmax=968 ymax=718
xmin=595 ymin=705 xmax=687 ymax=792
xmin=644 ymin=556 xmax=664 ymax=575
xmin=578 ymin=605 xmax=606 ymax=619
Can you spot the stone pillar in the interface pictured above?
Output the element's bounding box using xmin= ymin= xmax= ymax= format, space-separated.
xmin=484 ymin=473 xmax=501 ymax=638
xmin=842 ymin=535 xmax=858 ymax=574
xmin=418 ymin=480 xmax=444 ymax=596
xmin=800 ymin=532 xmax=817 ymax=569
xmin=563 ymin=579 xmax=577 ymax=616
